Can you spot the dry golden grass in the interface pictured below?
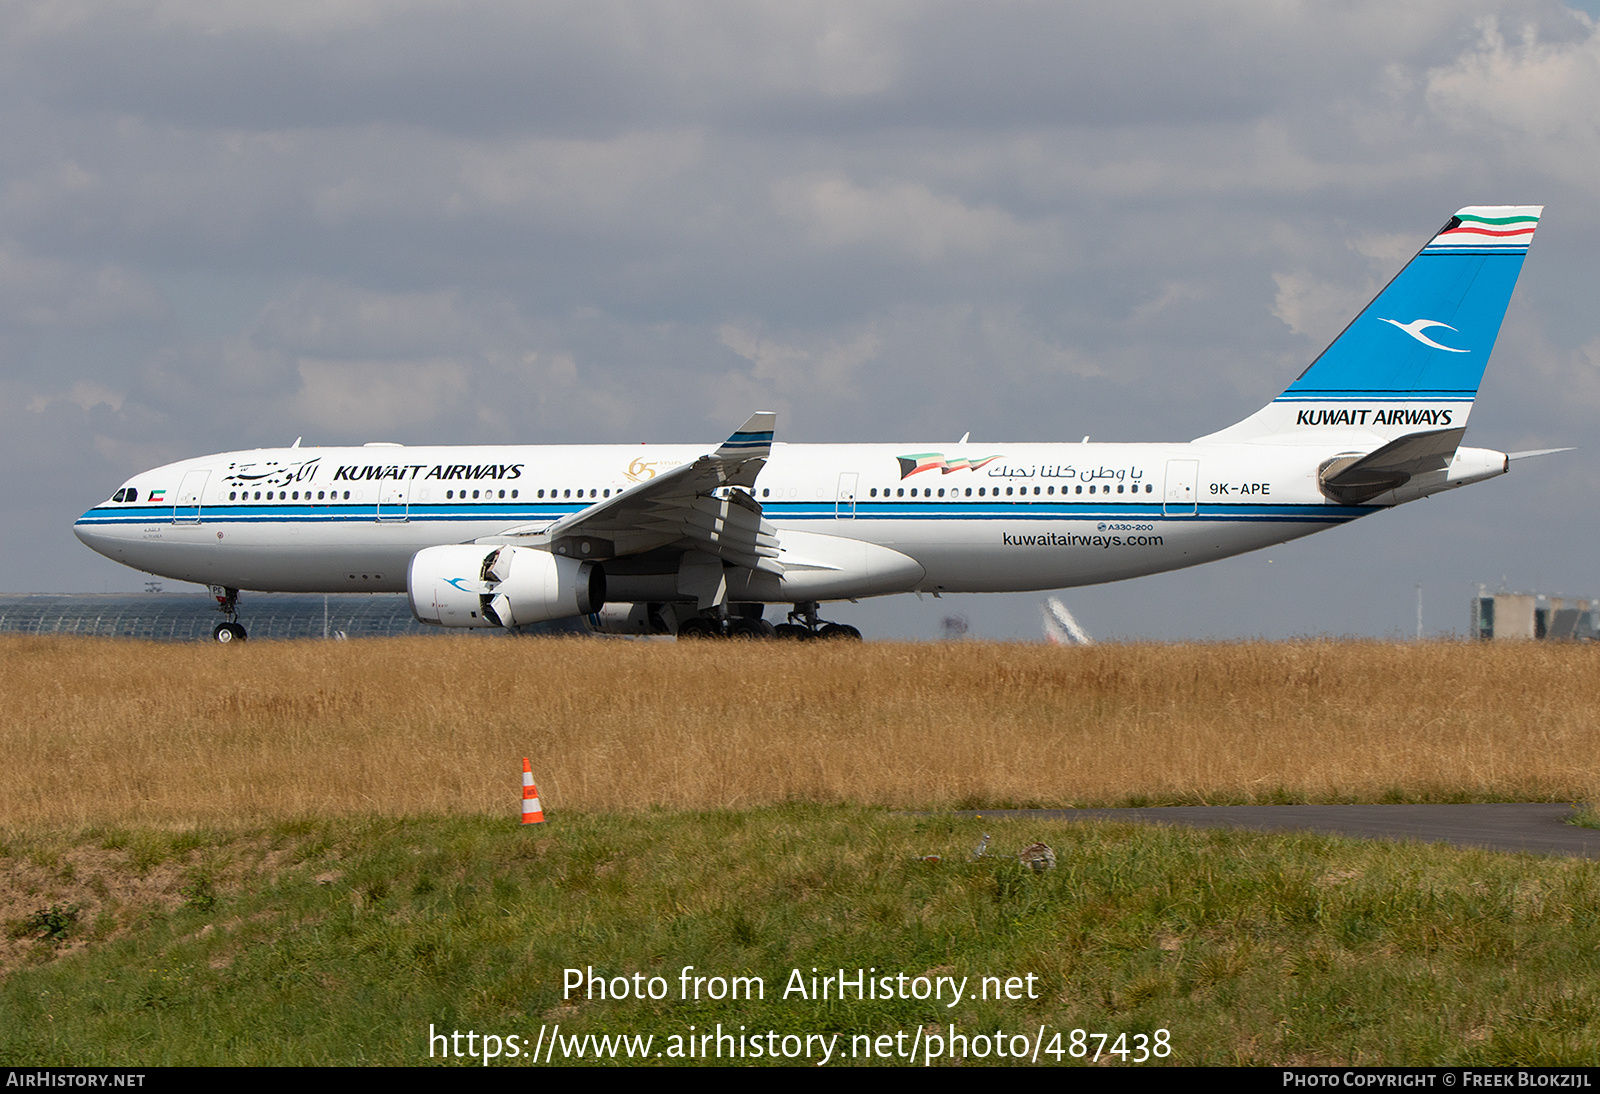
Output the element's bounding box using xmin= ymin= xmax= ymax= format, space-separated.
xmin=3 ymin=635 xmax=1597 ymax=827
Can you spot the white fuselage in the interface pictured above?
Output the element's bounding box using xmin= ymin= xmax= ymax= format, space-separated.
xmin=71 ymin=204 xmax=1543 ymax=627
xmin=75 ymin=437 xmax=1503 ymax=603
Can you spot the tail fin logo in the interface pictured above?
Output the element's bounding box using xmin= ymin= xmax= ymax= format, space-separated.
xmin=1377 ymin=318 xmax=1470 ymax=353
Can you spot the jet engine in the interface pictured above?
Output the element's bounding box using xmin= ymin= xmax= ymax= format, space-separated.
xmin=408 ymin=544 xmax=604 ymax=628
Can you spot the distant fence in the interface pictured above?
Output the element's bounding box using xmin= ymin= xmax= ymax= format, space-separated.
xmin=0 ymin=594 xmax=585 ymax=641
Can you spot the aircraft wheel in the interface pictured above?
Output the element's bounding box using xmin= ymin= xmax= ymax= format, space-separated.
xmin=817 ymin=623 xmax=862 ymax=641
xmin=727 ymin=617 xmax=772 ymax=640
xmin=676 ymin=617 xmax=723 ymax=640
xmin=773 ymin=623 xmax=811 ymax=641
xmin=213 ymin=622 xmax=247 ymax=644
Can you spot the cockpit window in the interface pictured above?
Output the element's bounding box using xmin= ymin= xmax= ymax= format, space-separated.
xmin=126 ymin=488 xmax=138 ymax=502
xmin=112 ymin=488 xmax=137 ymax=503
xmin=111 ymin=489 xmax=124 ymax=502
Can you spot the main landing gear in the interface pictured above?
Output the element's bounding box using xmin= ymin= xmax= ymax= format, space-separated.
xmin=674 ymin=602 xmax=861 ymax=641
xmin=779 ymin=601 xmax=861 ymax=641
xmin=678 ymin=615 xmax=768 ymax=640
xmin=209 ymin=585 xmax=247 ymax=644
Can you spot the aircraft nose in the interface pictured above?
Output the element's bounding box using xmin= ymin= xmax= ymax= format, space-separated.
xmin=73 ymin=513 xmax=121 ymax=559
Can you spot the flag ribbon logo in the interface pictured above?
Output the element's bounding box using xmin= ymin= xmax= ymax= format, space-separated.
xmin=896 ymin=453 xmax=1002 ymax=480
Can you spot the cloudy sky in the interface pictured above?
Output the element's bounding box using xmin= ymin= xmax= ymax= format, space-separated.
xmin=6 ymin=0 xmax=1599 ymax=640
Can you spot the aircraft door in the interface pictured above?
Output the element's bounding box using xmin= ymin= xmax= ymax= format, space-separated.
xmin=1163 ymin=459 xmax=1199 ymax=516
xmin=173 ymin=470 xmax=210 ymax=524
xmin=377 ymin=478 xmax=411 ymax=522
xmin=835 ymin=472 xmax=858 ymax=518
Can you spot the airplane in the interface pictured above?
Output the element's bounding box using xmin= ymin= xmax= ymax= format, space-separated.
xmin=75 ymin=205 xmax=1554 ymax=643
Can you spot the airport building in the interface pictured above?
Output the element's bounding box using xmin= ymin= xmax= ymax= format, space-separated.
xmin=1471 ymin=588 xmax=1598 ymax=641
xmin=0 ymin=593 xmax=586 ymax=641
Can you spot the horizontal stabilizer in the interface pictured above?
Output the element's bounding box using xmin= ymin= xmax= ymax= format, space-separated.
xmin=1508 ymin=447 xmax=1574 ymax=461
xmin=1319 ymin=427 xmax=1465 ymax=504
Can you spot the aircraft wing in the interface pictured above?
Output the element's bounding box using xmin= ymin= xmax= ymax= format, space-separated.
xmin=1318 ymin=427 xmax=1466 ymax=504
xmin=476 ymin=412 xmax=783 ymax=573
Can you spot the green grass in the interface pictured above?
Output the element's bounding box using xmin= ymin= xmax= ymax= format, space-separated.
xmin=1568 ymin=804 xmax=1600 ymax=831
xmin=3 ymin=807 xmax=1600 ymax=1066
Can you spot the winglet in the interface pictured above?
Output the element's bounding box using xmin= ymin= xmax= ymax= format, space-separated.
xmin=716 ymin=412 xmax=776 ymax=460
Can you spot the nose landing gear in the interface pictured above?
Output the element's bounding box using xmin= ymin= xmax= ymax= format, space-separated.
xmin=209 ymin=585 xmax=248 ymax=644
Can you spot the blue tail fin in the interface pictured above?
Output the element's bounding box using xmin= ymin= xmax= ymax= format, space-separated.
xmin=1200 ymin=205 xmax=1541 ymax=443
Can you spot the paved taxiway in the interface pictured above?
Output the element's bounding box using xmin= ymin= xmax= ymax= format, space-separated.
xmin=968 ymin=804 xmax=1600 ymax=858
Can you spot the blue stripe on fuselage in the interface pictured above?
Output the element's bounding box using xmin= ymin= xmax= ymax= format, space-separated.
xmin=75 ymin=500 xmax=1371 ymax=527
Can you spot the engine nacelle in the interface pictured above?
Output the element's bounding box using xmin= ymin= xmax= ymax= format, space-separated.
xmin=408 ymin=544 xmax=605 ymax=628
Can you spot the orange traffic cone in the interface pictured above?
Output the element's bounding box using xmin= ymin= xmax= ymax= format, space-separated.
xmin=522 ymin=758 xmax=545 ymax=825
